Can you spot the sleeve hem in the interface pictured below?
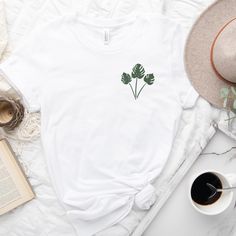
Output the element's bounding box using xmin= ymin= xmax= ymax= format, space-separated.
xmin=0 ymin=68 xmax=39 ymax=113
xmin=182 ymin=86 xmax=199 ymax=109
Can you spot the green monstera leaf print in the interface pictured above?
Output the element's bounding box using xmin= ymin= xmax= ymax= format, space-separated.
xmin=144 ymin=73 xmax=155 ymax=85
xmin=121 ymin=72 xmax=132 ymax=84
xmin=121 ymin=64 xmax=156 ymax=100
xmin=131 ymin=64 xmax=145 ymax=79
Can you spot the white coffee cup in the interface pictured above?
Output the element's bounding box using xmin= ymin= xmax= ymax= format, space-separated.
xmin=189 ymin=170 xmax=236 ymax=215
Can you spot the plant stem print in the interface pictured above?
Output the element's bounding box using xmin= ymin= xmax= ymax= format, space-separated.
xmin=121 ymin=64 xmax=155 ymax=99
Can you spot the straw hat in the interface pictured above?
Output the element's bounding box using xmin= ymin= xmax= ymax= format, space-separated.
xmin=185 ymin=0 xmax=236 ymax=108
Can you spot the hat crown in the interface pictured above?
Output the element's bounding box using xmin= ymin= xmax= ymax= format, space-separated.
xmin=212 ymin=19 xmax=236 ymax=83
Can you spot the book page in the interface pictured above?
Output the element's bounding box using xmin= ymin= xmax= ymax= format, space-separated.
xmin=0 ymin=139 xmax=34 ymax=215
xmin=0 ymin=155 xmax=21 ymax=208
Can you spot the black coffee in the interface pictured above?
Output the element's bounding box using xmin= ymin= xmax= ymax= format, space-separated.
xmin=191 ymin=172 xmax=222 ymax=205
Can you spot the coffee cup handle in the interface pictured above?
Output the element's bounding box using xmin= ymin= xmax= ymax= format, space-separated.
xmin=225 ymin=174 xmax=236 ymax=186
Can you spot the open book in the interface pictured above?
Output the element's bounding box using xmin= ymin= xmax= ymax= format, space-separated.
xmin=0 ymin=138 xmax=35 ymax=215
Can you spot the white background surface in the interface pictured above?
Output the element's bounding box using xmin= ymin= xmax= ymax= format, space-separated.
xmin=145 ymin=131 xmax=236 ymax=236
xmin=0 ymin=0 xmax=236 ymax=235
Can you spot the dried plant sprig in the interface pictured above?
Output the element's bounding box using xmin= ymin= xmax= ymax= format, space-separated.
xmin=220 ymin=87 xmax=236 ymax=125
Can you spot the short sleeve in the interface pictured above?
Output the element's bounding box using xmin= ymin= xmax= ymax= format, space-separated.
xmin=171 ymin=23 xmax=199 ymax=109
xmin=0 ymin=26 xmax=48 ymax=112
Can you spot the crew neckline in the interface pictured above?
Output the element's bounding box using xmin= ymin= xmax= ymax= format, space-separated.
xmin=73 ymin=14 xmax=144 ymax=54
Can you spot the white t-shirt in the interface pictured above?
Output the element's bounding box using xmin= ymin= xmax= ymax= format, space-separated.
xmin=0 ymin=14 xmax=198 ymax=235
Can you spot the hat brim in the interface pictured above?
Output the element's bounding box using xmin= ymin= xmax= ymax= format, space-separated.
xmin=184 ymin=0 xmax=236 ymax=109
